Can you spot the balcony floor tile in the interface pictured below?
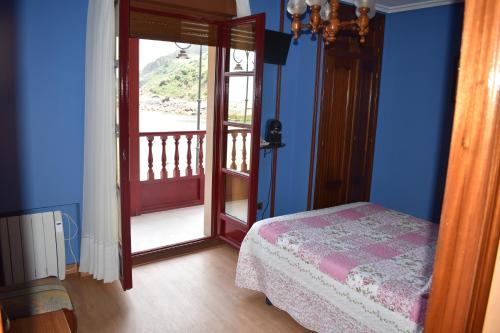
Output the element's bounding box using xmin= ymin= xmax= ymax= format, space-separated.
xmin=131 ymin=205 xmax=206 ymax=253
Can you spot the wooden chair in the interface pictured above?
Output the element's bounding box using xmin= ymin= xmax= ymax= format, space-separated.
xmin=0 ymin=277 xmax=76 ymax=332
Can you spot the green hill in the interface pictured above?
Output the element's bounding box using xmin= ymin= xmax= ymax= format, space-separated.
xmin=140 ymin=46 xmax=209 ymax=101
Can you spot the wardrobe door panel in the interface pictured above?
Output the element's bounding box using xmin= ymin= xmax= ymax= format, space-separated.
xmin=348 ymin=59 xmax=377 ymax=202
xmin=314 ymin=54 xmax=358 ymax=209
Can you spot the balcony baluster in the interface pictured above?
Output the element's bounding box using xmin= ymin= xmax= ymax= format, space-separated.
xmin=186 ymin=134 xmax=193 ymax=176
xmin=160 ymin=136 xmax=168 ymax=179
xmin=174 ymin=135 xmax=181 ymax=178
xmin=147 ymin=136 xmax=155 ymax=181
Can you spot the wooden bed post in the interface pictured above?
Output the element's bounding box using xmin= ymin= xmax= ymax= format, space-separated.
xmin=424 ymin=0 xmax=500 ymax=332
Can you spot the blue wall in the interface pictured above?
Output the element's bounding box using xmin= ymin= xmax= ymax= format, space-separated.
xmin=0 ymin=0 xmax=88 ymax=263
xmin=370 ymin=4 xmax=463 ymax=222
xmin=274 ymin=35 xmax=319 ymax=216
xmin=251 ymin=0 xmax=279 ymax=220
xmin=252 ymin=0 xmax=321 ymax=219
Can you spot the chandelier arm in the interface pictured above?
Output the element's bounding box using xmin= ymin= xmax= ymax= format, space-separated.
xmin=309 ymin=5 xmax=322 ymax=34
xmin=357 ymin=7 xmax=370 ymax=43
xmin=291 ymin=14 xmax=302 ymax=40
xmin=330 ymin=0 xmax=340 ymax=21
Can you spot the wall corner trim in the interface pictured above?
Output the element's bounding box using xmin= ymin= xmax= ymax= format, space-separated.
xmin=340 ymin=0 xmax=463 ymax=14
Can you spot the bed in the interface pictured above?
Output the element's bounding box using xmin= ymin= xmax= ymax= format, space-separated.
xmin=235 ymin=202 xmax=438 ymax=333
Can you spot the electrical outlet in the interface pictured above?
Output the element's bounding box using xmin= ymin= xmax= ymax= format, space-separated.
xmin=257 ymin=202 xmax=263 ymax=210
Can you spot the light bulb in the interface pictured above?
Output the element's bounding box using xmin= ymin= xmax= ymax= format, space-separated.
xmin=320 ymin=2 xmax=331 ymax=20
xmin=355 ymin=0 xmax=376 ymax=19
xmin=305 ymin=0 xmax=327 ymax=6
xmin=354 ymin=0 xmax=374 ymax=8
xmin=287 ymin=0 xmax=307 ymax=15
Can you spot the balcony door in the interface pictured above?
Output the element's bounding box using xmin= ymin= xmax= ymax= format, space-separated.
xmin=216 ymin=14 xmax=265 ymax=247
xmin=117 ymin=6 xmax=265 ymax=284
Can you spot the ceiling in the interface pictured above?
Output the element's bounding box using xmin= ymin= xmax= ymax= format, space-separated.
xmin=341 ymin=0 xmax=463 ymax=13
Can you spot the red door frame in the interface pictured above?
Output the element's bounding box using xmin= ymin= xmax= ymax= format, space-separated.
xmin=215 ymin=14 xmax=266 ymax=248
xmin=129 ymin=38 xmax=141 ymax=217
xmin=118 ymin=0 xmax=133 ymax=291
xmin=119 ymin=6 xmax=265 ymax=265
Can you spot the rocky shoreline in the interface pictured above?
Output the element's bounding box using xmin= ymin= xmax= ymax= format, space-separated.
xmin=139 ymin=95 xmax=207 ymax=116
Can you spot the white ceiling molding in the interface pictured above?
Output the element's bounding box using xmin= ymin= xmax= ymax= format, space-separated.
xmin=340 ymin=0 xmax=463 ymax=14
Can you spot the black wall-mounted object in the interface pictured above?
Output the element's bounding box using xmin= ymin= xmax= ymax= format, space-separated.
xmin=265 ymin=119 xmax=282 ymax=144
xmin=264 ymin=30 xmax=292 ymax=65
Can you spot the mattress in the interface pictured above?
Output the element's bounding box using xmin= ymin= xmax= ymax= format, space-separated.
xmin=235 ymin=202 xmax=438 ymax=333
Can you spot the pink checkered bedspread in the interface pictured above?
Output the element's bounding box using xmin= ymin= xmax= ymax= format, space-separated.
xmin=236 ymin=202 xmax=438 ymax=333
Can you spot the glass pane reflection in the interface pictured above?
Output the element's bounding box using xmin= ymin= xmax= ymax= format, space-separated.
xmin=225 ymin=127 xmax=251 ymax=174
xmin=227 ymin=76 xmax=254 ymax=125
xmin=224 ymin=174 xmax=248 ymax=223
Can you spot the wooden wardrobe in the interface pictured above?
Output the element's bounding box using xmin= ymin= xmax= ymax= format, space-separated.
xmin=314 ymin=6 xmax=385 ymax=209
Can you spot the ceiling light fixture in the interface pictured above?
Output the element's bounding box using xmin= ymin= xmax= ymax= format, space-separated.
xmin=287 ymin=0 xmax=376 ymax=44
xmin=233 ymin=49 xmax=251 ymax=71
xmin=175 ymin=42 xmax=191 ymax=59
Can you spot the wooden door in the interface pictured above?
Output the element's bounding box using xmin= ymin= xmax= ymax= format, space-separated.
xmin=348 ymin=58 xmax=379 ymax=202
xmin=117 ymin=0 xmax=133 ymax=290
xmin=424 ymin=0 xmax=500 ymax=331
xmin=216 ymin=14 xmax=265 ymax=248
xmin=313 ymin=11 xmax=384 ymax=209
xmin=314 ymin=54 xmax=358 ymax=208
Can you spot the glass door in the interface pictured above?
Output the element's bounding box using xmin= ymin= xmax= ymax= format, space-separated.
xmin=217 ymin=14 xmax=265 ymax=247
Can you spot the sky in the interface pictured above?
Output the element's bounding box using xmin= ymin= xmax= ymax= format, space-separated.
xmin=139 ymin=39 xmax=190 ymax=71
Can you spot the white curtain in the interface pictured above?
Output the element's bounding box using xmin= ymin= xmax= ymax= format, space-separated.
xmin=236 ymin=0 xmax=251 ymax=17
xmin=80 ymin=0 xmax=119 ymax=283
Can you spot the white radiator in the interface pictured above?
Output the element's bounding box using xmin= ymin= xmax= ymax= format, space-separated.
xmin=0 ymin=211 xmax=65 ymax=285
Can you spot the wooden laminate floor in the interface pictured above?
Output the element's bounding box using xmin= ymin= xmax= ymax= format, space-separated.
xmin=64 ymin=244 xmax=311 ymax=333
